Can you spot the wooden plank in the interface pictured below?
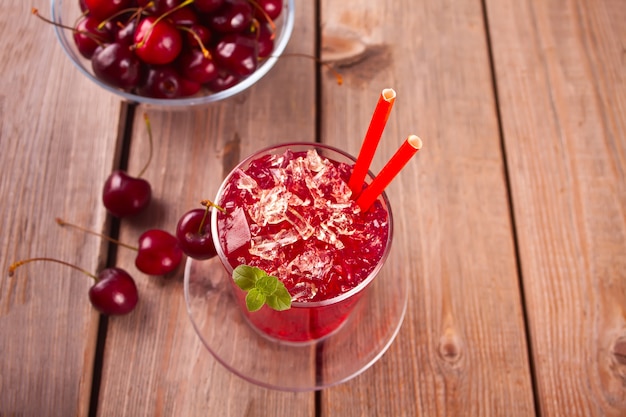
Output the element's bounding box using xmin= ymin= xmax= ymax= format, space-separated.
xmin=0 ymin=1 xmax=123 ymax=415
xmin=319 ymin=0 xmax=536 ymax=415
xmin=486 ymin=0 xmax=626 ymax=415
xmin=95 ymin=1 xmax=318 ymax=415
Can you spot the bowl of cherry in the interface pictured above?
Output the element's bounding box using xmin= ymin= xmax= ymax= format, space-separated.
xmin=50 ymin=0 xmax=295 ymax=107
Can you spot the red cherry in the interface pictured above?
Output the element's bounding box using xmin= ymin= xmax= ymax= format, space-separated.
xmin=176 ymin=208 xmax=217 ymax=260
xmin=92 ymin=42 xmax=144 ymax=90
xmin=54 ymin=219 xmax=182 ymax=277
xmin=89 ymin=267 xmax=139 ymax=315
xmin=256 ymin=22 xmax=274 ymax=58
xmin=73 ymin=15 xmax=114 ymax=59
xmin=135 ymin=229 xmax=183 ymax=275
xmin=137 ymin=0 xmax=183 ymax=15
xmin=114 ymin=19 xmax=138 ymax=46
xmin=84 ymin=0 xmax=133 ymax=21
xmin=31 ymin=9 xmax=137 ymax=87
xmin=167 ymin=6 xmax=199 ymax=26
xmin=179 ymin=77 xmax=202 ymax=96
xmin=209 ymin=0 xmax=253 ymax=33
xmin=206 ymin=70 xmax=240 ymax=92
xmin=214 ymin=33 xmax=259 ymax=76
xmin=193 ymin=0 xmax=225 ymax=13
xmin=137 ymin=66 xmax=183 ymax=98
xmin=9 ymin=258 xmax=138 ymax=316
xmin=254 ymin=0 xmax=283 ymax=21
xmin=178 ymin=49 xmax=219 ymax=84
xmin=102 ymin=113 xmax=154 ymax=217
xmin=134 ymin=16 xmax=183 ymax=65
xmin=183 ymin=24 xmax=212 ymax=49
xmin=102 ymin=170 xmax=152 ymax=217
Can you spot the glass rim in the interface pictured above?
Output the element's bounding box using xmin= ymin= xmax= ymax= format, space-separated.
xmin=50 ymin=0 xmax=296 ymax=107
xmin=210 ymin=141 xmax=394 ymax=308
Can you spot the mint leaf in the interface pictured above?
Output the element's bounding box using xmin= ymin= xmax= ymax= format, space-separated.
xmin=233 ymin=265 xmax=293 ymax=312
xmin=266 ymin=285 xmax=292 ymax=311
xmin=233 ymin=265 xmax=263 ymax=290
xmin=246 ymin=288 xmax=266 ymax=312
xmin=256 ymin=275 xmax=278 ymax=295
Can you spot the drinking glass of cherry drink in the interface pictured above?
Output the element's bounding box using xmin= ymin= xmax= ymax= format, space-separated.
xmin=211 ymin=142 xmax=394 ymax=344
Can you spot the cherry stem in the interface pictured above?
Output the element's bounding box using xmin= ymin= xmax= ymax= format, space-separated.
xmin=197 ymin=205 xmax=210 ymax=235
xmin=9 ymin=257 xmax=97 ymax=281
xmin=278 ymin=53 xmax=343 ymax=85
xmin=201 ymin=199 xmax=227 ymax=215
xmin=247 ymin=0 xmax=277 ymax=38
xmin=135 ymin=0 xmax=195 ymax=49
xmin=55 ymin=218 xmax=138 ymax=251
xmin=177 ymin=26 xmax=211 ymax=58
xmin=32 ymin=8 xmax=74 ymax=31
xmin=96 ymin=4 xmax=150 ymax=30
xmin=196 ymin=199 xmax=227 ymax=234
xmin=31 ymin=8 xmax=106 ymax=46
xmin=137 ymin=113 xmax=154 ymax=179
xmin=250 ymin=18 xmax=260 ymax=38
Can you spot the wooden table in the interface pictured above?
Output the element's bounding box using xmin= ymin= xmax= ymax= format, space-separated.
xmin=1 ymin=0 xmax=625 ymax=415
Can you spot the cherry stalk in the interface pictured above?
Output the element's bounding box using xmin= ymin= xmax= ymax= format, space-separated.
xmin=8 ymin=258 xmax=138 ymax=316
xmin=103 ymin=112 xmax=153 ymax=218
xmin=175 ymin=200 xmax=225 ymax=260
xmin=56 ymin=218 xmax=183 ymax=276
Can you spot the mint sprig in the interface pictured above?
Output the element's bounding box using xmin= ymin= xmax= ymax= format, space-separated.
xmin=232 ymin=265 xmax=292 ymax=312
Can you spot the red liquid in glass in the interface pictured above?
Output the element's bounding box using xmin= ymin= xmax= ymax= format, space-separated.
xmin=216 ymin=148 xmax=390 ymax=342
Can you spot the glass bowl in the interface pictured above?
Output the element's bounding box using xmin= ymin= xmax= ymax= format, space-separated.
xmin=50 ymin=0 xmax=295 ymax=108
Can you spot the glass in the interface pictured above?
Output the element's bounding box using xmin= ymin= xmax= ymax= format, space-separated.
xmin=213 ymin=143 xmax=393 ymax=343
xmin=50 ymin=0 xmax=295 ymax=108
xmin=184 ymin=142 xmax=408 ymax=390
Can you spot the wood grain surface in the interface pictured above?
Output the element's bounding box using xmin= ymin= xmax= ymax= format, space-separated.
xmin=319 ymin=0 xmax=535 ymax=415
xmin=0 ymin=1 xmax=122 ymax=415
xmin=94 ymin=1 xmax=318 ymax=415
xmin=1 ymin=0 xmax=625 ymax=415
xmin=487 ymin=0 xmax=626 ymax=415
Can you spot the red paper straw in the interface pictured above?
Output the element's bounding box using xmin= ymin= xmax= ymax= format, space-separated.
xmin=348 ymin=88 xmax=397 ymax=196
xmin=356 ymin=135 xmax=423 ymax=211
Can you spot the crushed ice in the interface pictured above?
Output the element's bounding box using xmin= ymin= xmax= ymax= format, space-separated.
xmin=236 ymin=150 xmax=359 ymax=251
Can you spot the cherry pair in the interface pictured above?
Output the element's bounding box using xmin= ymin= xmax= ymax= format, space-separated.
xmin=7 ymin=220 xmax=184 ymax=315
xmin=7 ymin=201 xmax=221 ymax=315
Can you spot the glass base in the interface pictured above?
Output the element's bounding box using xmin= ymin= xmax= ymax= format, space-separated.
xmin=183 ymin=256 xmax=408 ymax=391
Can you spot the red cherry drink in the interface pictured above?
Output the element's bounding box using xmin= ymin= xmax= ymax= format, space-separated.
xmin=212 ymin=143 xmax=393 ymax=343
